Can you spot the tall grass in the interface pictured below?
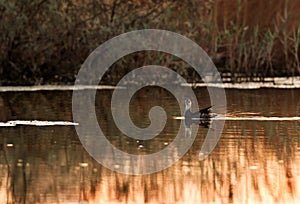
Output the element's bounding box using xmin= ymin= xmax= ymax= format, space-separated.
xmin=197 ymin=0 xmax=300 ymax=81
xmin=1 ymin=0 xmax=300 ymax=85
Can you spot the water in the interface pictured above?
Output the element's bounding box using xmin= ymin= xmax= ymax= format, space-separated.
xmin=0 ymin=88 xmax=300 ymax=203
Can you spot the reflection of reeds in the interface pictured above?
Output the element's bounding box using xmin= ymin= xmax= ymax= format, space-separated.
xmin=94 ymin=115 xmax=300 ymax=203
xmin=0 ymin=89 xmax=300 ymax=203
xmin=0 ymin=119 xmax=299 ymax=203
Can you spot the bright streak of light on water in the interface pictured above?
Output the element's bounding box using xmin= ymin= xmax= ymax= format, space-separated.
xmin=0 ymin=120 xmax=78 ymax=126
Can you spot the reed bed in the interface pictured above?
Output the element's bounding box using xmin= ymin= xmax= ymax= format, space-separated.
xmin=1 ymin=0 xmax=300 ymax=85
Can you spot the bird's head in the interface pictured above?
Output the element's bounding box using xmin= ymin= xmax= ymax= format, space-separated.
xmin=185 ymin=98 xmax=192 ymax=110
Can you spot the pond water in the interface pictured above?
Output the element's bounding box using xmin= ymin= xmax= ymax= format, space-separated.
xmin=0 ymin=87 xmax=300 ymax=203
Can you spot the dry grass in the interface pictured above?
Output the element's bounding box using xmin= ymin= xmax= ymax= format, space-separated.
xmin=1 ymin=0 xmax=300 ymax=85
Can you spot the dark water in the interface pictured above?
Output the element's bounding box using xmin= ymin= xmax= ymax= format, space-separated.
xmin=0 ymin=88 xmax=300 ymax=203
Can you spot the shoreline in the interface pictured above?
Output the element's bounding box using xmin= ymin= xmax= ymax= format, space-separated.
xmin=1 ymin=76 xmax=300 ymax=92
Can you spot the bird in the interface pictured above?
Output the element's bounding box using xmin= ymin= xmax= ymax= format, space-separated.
xmin=184 ymin=98 xmax=214 ymax=120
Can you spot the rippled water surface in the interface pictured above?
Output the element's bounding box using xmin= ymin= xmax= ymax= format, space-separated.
xmin=0 ymin=88 xmax=300 ymax=203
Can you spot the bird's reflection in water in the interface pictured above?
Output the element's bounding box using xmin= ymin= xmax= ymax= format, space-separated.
xmin=184 ymin=118 xmax=211 ymax=137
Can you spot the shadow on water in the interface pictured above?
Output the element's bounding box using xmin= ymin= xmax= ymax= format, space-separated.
xmin=0 ymin=88 xmax=300 ymax=203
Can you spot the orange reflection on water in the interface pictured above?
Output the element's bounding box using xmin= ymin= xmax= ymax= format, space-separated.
xmin=1 ymin=89 xmax=300 ymax=203
xmin=1 ymin=121 xmax=300 ymax=203
xmin=86 ymin=120 xmax=300 ymax=203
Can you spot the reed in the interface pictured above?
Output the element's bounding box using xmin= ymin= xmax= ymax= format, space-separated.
xmin=290 ymin=27 xmax=300 ymax=75
xmin=1 ymin=0 xmax=300 ymax=85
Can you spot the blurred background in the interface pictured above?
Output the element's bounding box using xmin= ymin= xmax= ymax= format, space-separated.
xmin=1 ymin=0 xmax=300 ymax=85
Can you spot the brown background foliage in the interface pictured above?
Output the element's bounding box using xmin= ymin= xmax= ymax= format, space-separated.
xmin=1 ymin=0 xmax=300 ymax=85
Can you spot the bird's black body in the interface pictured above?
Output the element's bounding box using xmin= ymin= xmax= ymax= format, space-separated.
xmin=184 ymin=106 xmax=212 ymax=119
